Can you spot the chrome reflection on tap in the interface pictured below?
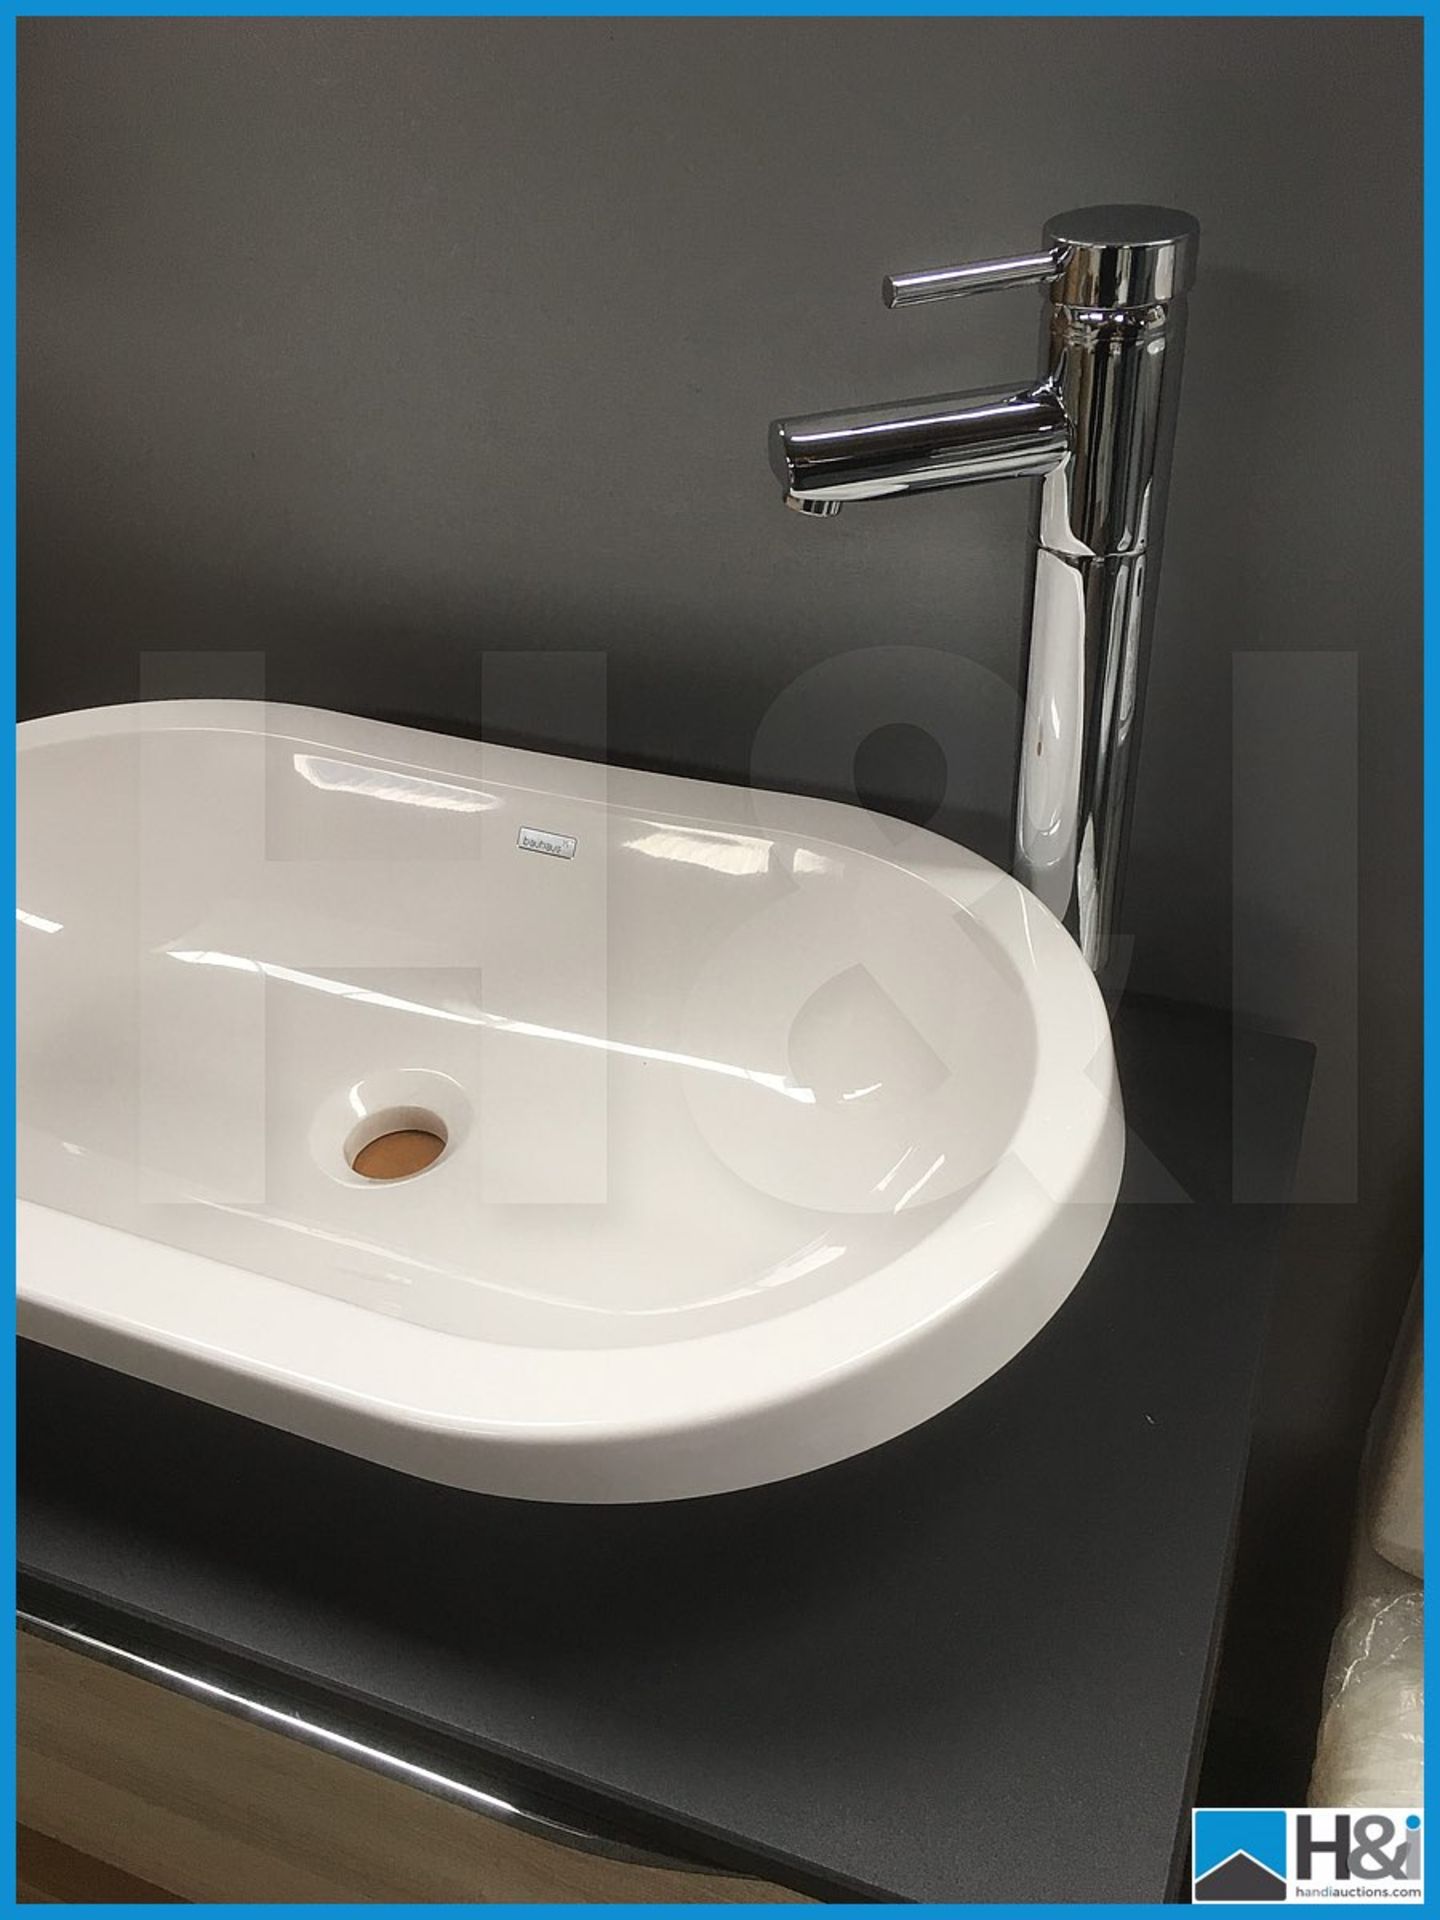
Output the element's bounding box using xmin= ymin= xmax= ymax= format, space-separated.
xmin=769 ymin=382 xmax=1069 ymax=510
xmin=769 ymin=204 xmax=1199 ymax=988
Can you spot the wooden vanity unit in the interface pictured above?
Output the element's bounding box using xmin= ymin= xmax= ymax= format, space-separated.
xmin=16 ymin=1629 xmax=804 ymax=1904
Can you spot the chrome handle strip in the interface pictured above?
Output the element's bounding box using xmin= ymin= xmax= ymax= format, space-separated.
xmin=17 ymin=1609 xmax=732 ymax=1878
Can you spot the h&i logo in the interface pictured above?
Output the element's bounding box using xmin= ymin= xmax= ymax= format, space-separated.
xmin=1193 ymin=1808 xmax=1423 ymax=1903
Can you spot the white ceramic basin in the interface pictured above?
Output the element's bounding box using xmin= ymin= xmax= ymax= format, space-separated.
xmin=17 ymin=700 xmax=1123 ymax=1501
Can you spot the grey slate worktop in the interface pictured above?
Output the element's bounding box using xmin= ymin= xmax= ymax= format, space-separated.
xmin=17 ymin=995 xmax=1312 ymax=1902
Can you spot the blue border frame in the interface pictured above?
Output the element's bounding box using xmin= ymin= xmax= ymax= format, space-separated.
xmin=5 ymin=5 xmax=1429 ymax=1914
xmin=6 ymin=2 xmax=1425 ymax=12
xmin=3 ymin=8 xmax=16 ymax=1914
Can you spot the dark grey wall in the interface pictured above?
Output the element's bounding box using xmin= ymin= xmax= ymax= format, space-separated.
xmin=19 ymin=17 xmax=1421 ymax=1787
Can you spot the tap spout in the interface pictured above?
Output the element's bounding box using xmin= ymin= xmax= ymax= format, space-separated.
xmin=769 ymin=380 xmax=1068 ymax=512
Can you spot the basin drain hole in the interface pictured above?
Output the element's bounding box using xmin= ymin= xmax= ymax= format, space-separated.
xmin=346 ymin=1106 xmax=449 ymax=1182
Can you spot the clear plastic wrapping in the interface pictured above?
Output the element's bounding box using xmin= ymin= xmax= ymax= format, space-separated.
xmin=1309 ymin=1588 xmax=1424 ymax=1806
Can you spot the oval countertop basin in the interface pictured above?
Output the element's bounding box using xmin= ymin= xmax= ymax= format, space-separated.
xmin=17 ymin=700 xmax=1123 ymax=1501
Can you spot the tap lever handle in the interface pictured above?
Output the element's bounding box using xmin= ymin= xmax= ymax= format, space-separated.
xmin=882 ymin=246 xmax=1068 ymax=309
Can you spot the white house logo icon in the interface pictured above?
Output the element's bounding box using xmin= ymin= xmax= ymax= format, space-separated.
xmin=1193 ymin=1810 xmax=1287 ymax=1902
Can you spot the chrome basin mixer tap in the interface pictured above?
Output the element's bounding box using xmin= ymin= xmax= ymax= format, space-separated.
xmin=770 ymin=204 xmax=1199 ymax=991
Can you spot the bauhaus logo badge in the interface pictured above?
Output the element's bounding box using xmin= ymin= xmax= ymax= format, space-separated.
xmin=1193 ymin=1808 xmax=1422 ymax=1902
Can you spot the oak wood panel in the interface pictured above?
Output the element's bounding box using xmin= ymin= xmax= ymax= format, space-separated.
xmin=17 ymin=1631 xmax=807 ymax=1904
xmin=17 ymin=1826 xmax=183 ymax=1903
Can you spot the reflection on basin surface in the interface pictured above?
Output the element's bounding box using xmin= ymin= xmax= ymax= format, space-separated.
xmin=17 ymin=700 xmax=1123 ymax=1501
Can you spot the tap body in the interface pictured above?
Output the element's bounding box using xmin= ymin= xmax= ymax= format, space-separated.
xmin=769 ymin=205 xmax=1198 ymax=988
